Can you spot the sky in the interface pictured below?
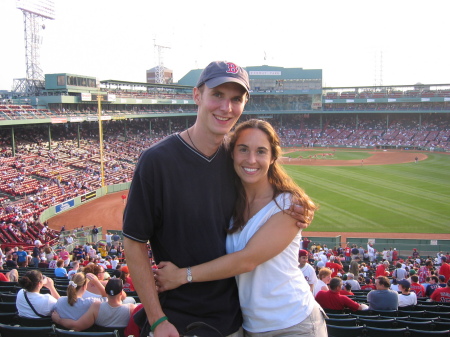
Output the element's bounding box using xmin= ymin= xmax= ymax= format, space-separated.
xmin=1 ymin=0 xmax=449 ymax=91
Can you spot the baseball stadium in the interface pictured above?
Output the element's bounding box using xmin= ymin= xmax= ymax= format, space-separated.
xmin=1 ymin=68 xmax=449 ymax=256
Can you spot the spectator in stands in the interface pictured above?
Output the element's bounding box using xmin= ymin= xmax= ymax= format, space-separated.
xmin=15 ymin=246 xmax=28 ymax=267
xmin=315 ymin=278 xmax=367 ymax=312
xmin=54 ymin=272 xmax=102 ymax=321
xmin=349 ymin=256 xmax=360 ymax=277
xmin=68 ymin=261 xmax=80 ymax=280
xmin=16 ymin=269 xmax=60 ymax=318
xmin=81 ymin=264 xmax=110 ymax=299
xmin=361 ymin=277 xmax=376 ymax=291
xmin=375 ymin=261 xmax=390 ymax=277
xmin=313 ymin=267 xmax=332 ymax=298
xmin=5 ymin=254 xmax=17 ymax=269
xmin=339 ymin=283 xmax=354 ymax=296
xmin=393 ymin=262 xmax=408 ymax=280
xmin=439 ymin=256 xmax=450 ymax=283
xmin=55 ymin=259 xmax=68 ymax=278
xmin=52 ymin=278 xmax=136 ymax=331
xmin=430 ymin=279 xmax=450 ymax=302
xmin=426 ymin=276 xmax=440 ymax=297
xmin=345 ymin=273 xmax=361 ymax=291
xmin=59 ymin=246 xmax=70 ymax=267
xmin=367 ymin=276 xmax=399 ymax=310
xmin=410 ymin=275 xmax=426 ymax=298
xmin=397 ymin=279 xmax=417 ymax=307
xmin=48 ymin=255 xmax=58 ymax=269
xmin=438 ymin=275 xmax=447 ymax=288
xmin=299 ymin=249 xmax=317 ymax=292
xmin=120 ymin=266 xmax=135 ymax=292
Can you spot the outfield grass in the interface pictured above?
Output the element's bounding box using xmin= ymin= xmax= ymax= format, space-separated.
xmin=284 ymin=152 xmax=450 ymax=234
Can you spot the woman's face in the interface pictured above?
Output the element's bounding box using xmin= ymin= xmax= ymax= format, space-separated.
xmin=98 ymin=268 xmax=105 ymax=280
xmin=232 ymin=128 xmax=273 ymax=186
xmin=322 ymin=274 xmax=332 ymax=284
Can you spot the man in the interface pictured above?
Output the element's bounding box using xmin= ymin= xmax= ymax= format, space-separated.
xmin=367 ymin=276 xmax=399 ymax=310
xmin=15 ymin=246 xmax=28 ymax=267
xmin=123 ymin=61 xmax=311 ymax=337
xmin=418 ymin=260 xmax=433 ymax=283
xmin=344 ymin=273 xmax=361 ymax=291
xmin=52 ymin=278 xmax=136 ymax=330
xmin=301 ymin=237 xmax=310 ymax=251
xmin=430 ymin=279 xmax=450 ymax=302
xmin=410 ymin=275 xmax=426 ymax=298
xmin=91 ymin=225 xmax=99 ymax=243
xmin=349 ymin=256 xmax=360 ymax=276
xmin=375 ymin=261 xmax=390 ymax=277
xmin=412 ymin=248 xmax=420 ymax=259
xmin=392 ymin=262 xmax=408 ymax=280
xmin=298 ymin=249 xmax=317 ymax=292
xmin=367 ymin=242 xmax=375 ymax=263
xmin=397 ymin=279 xmax=417 ymax=307
xmin=426 ymin=276 xmax=440 ymax=297
xmin=31 ymin=241 xmax=40 ymax=267
xmin=326 ymin=255 xmax=344 ymax=278
xmin=439 ymin=256 xmax=450 ymax=283
xmin=316 ymin=277 xmax=367 ymax=312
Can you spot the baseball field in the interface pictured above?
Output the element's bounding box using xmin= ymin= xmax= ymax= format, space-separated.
xmin=48 ymin=149 xmax=450 ymax=245
xmin=282 ymin=149 xmax=450 ymax=235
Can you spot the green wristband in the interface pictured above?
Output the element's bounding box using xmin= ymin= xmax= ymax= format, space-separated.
xmin=151 ymin=316 xmax=168 ymax=332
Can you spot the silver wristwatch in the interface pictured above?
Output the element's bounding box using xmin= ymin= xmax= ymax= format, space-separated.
xmin=187 ymin=266 xmax=193 ymax=283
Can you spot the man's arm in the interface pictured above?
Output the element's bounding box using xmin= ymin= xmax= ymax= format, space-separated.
xmin=123 ymin=237 xmax=178 ymax=337
xmin=52 ymin=302 xmax=98 ymax=331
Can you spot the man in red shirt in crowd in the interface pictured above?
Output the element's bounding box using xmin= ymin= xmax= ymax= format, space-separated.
xmin=326 ymin=256 xmax=344 ymax=278
xmin=361 ymin=278 xmax=376 ymax=291
xmin=431 ymin=279 xmax=450 ymax=302
xmin=410 ymin=275 xmax=426 ymax=298
xmin=439 ymin=256 xmax=450 ymax=283
xmin=316 ymin=277 xmax=367 ymax=312
xmin=375 ymin=261 xmax=390 ymax=277
xmin=344 ymin=244 xmax=351 ymax=263
xmin=418 ymin=260 xmax=433 ymax=283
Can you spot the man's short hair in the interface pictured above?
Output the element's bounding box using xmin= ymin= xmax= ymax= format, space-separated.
xmin=329 ymin=277 xmax=342 ymax=291
xmin=347 ymin=273 xmax=355 ymax=279
xmin=377 ymin=276 xmax=390 ymax=288
xmin=411 ymin=275 xmax=419 ymax=283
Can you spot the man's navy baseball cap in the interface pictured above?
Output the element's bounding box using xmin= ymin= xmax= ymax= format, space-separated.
xmin=196 ymin=61 xmax=250 ymax=93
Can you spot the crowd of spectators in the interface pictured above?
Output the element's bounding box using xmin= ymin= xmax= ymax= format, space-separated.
xmin=0 ymin=114 xmax=448 ymax=249
xmin=299 ymin=239 xmax=450 ymax=313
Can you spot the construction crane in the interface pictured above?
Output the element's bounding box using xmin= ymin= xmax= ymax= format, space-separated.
xmin=153 ymin=39 xmax=171 ymax=84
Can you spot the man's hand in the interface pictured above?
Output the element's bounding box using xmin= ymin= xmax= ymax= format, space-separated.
xmin=154 ymin=261 xmax=184 ymax=292
xmin=285 ymin=204 xmax=314 ymax=229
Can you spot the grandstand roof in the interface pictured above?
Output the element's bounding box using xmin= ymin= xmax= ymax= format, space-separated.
xmin=177 ymin=65 xmax=322 ymax=87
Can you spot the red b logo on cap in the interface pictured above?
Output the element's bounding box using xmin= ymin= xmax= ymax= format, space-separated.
xmin=226 ymin=62 xmax=239 ymax=74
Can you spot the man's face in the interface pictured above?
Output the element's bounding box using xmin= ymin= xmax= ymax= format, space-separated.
xmin=299 ymin=255 xmax=308 ymax=267
xmin=194 ymin=82 xmax=247 ymax=138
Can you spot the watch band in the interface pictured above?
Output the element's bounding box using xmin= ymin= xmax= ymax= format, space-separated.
xmin=187 ymin=266 xmax=193 ymax=283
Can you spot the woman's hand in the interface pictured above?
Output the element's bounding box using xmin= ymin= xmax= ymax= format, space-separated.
xmin=51 ymin=310 xmax=61 ymax=324
xmin=154 ymin=261 xmax=185 ymax=292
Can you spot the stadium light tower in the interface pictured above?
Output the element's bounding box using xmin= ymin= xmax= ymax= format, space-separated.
xmin=153 ymin=39 xmax=171 ymax=84
xmin=13 ymin=0 xmax=55 ymax=96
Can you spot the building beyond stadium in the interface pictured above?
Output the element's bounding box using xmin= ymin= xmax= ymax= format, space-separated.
xmin=1 ymin=65 xmax=449 ymax=152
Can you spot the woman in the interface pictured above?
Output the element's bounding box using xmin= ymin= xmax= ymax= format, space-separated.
xmin=81 ymin=264 xmax=108 ymax=299
xmin=156 ymin=119 xmax=325 ymax=336
xmin=54 ymin=272 xmax=103 ymax=320
xmin=313 ymin=267 xmax=332 ymax=298
xmin=16 ymin=269 xmax=60 ymax=318
xmin=119 ymin=266 xmax=135 ymax=292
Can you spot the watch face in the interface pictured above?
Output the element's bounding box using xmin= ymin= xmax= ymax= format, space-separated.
xmin=187 ymin=275 xmax=193 ymax=282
